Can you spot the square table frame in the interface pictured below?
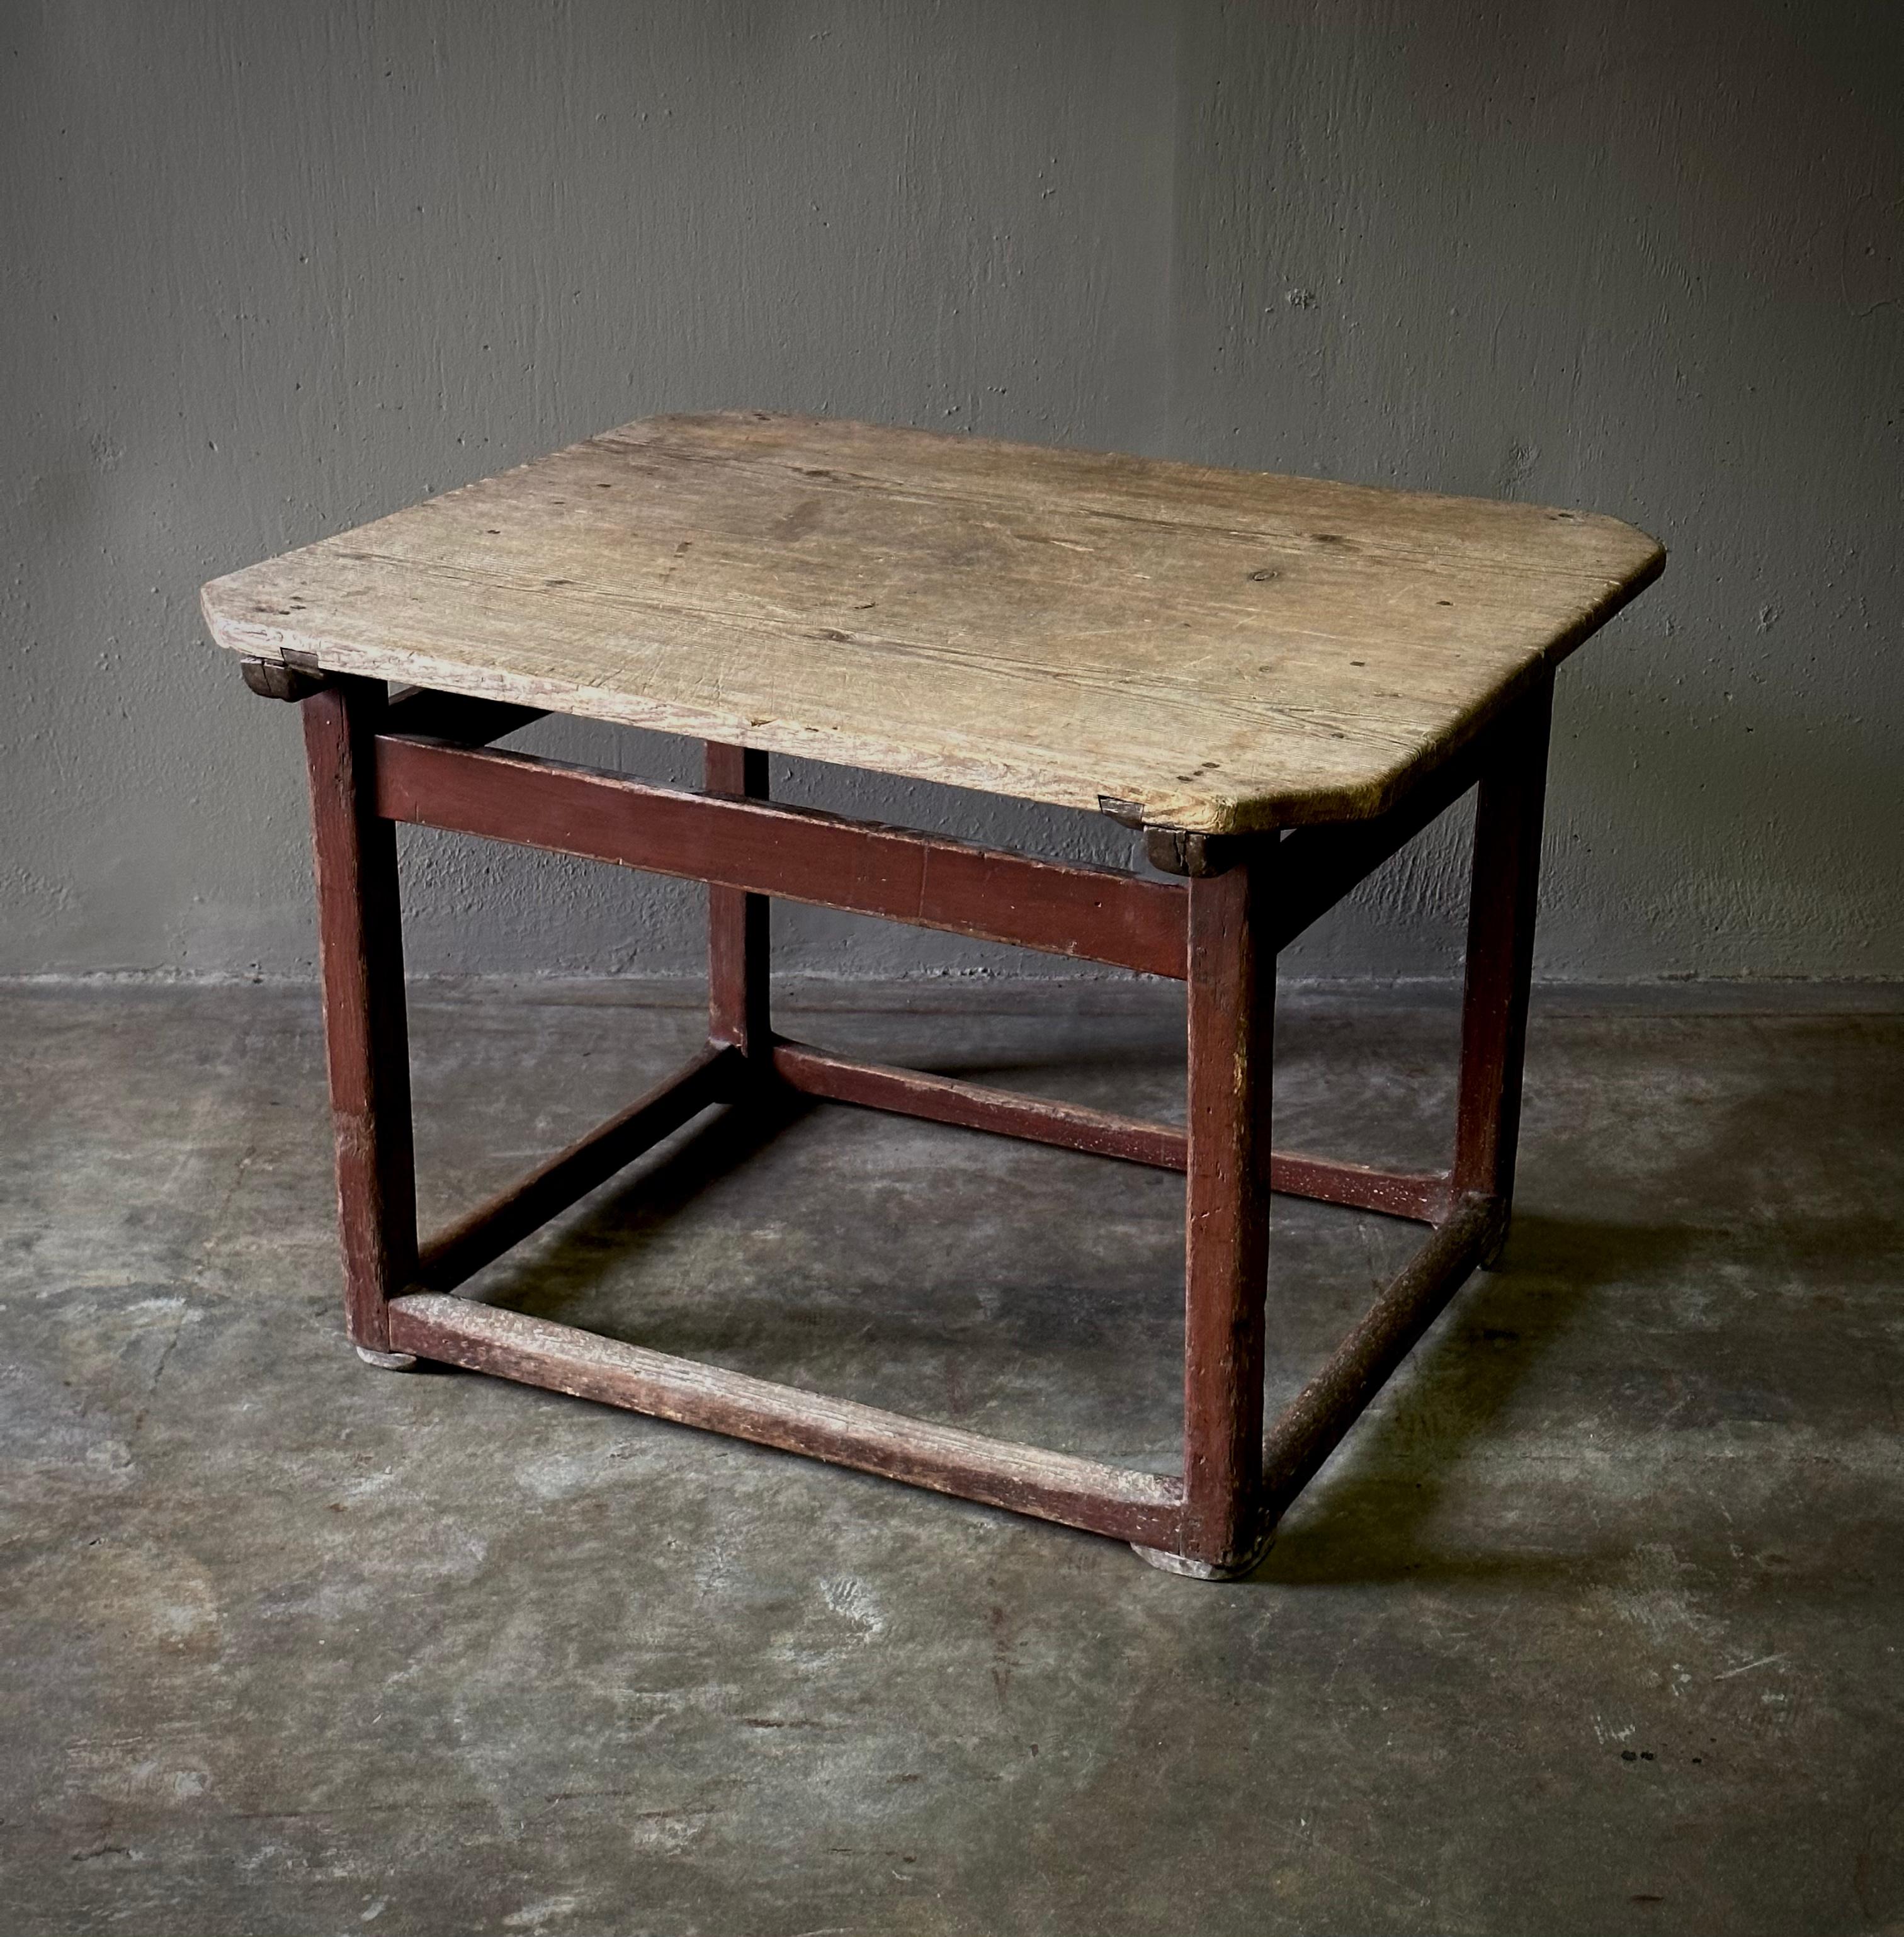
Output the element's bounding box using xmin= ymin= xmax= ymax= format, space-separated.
xmin=248 ymin=655 xmax=1554 ymax=1580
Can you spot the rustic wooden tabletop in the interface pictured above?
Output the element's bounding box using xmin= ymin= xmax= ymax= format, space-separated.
xmin=202 ymin=411 xmax=1662 ymax=832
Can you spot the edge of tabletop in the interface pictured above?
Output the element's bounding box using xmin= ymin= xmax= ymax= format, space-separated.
xmin=1255 ymin=523 xmax=1664 ymax=834
xmin=196 ymin=499 xmax=1665 ymax=839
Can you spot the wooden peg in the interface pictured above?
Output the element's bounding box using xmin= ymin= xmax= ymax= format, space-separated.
xmin=241 ymin=654 xmax=331 ymax=703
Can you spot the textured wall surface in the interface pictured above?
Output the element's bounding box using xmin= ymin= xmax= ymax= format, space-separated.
xmin=4 ymin=0 xmax=1899 ymax=982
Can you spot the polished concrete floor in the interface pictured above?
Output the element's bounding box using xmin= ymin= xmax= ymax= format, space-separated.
xmin=2 ymin=979 xmax=1900 ymax=1936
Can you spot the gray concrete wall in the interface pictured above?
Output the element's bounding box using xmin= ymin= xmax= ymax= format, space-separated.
xmin=4 ymin=0 xmax=1899 ymax=984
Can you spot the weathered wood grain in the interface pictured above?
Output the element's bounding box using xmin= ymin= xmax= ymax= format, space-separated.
xmin=1269 ymin=1152 xmax=1447 ymax=1224
xmin=385 ymin=1292 xmax=1184 ymax=1545
xmin=203 ymin=411 xmax=1663 ymax=832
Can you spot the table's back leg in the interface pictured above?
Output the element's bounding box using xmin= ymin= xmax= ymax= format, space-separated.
xmin=302 ymin=676 xmax=419 ymax=1360
xmin=1160 ymin=848 xmax=1276 ymax=1577
xmin=705 ymin=745 xmax=772 ymax=1080
xmin=1453 ymin=673 xmax=1555 ymax=1255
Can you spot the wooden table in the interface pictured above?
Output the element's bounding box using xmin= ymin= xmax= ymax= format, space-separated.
xmin=203 ymin=412 xmax=1663 ymax=1579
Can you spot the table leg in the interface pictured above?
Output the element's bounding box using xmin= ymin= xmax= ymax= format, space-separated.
xmin=705 ymin=744 xmax=771 ymax=1078
xmin=1148 ymin=849 xmax=1276 ymax=1577
xmin=303 ymin=676 xmax=419 ymax=1361
xmin=1454 ymin=674 xmax=1554 ymax=1256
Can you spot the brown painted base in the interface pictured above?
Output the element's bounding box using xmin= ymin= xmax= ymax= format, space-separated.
xmin=275 ymin=666 xmax=1555 ymax=1578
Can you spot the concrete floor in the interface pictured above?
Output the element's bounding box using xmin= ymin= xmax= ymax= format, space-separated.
xmin=2 ymin=979 xmax=1901 ymax=1936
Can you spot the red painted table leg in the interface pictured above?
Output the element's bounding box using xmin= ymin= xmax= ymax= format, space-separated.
xmin=302 ymin=676 xmax=418 ymax=1363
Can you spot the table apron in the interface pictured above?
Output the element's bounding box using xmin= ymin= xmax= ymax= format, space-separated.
xmin=375 ymin=733 xmax=1188 ymax=980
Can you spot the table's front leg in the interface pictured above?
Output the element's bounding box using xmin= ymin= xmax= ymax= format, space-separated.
xmin=303 ymin=674 xmax=419 ymax=1364
xmin=1145 ymin=845 xmax=1277 ymax=1578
